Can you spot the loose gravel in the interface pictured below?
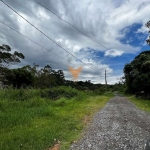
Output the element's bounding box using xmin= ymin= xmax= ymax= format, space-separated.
xmin=70 ymin=96 xmax=150 ymax=150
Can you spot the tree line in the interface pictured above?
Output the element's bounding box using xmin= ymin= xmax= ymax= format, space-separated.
xmin=0 ymin=44 xmax=67 ymax=88
xmin=0 ymin=44 xmax=107 ymax=90
xmin=0 ymin=43 xmax=125 ymax=93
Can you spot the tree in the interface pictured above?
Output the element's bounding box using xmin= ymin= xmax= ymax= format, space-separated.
xmin=146 ymin=20 xmax=150 ymax=45
xmin=23 ymin=64 xmax=63 ymax=88
xmin=0 ymin=44 xmax=24 ymax=68
xmin=35 ymin=65 xmax=56 ymax=88
xmin=22 ymin=63 xmax=39 ymax=77
xmin=54 ymin=70 xmax=65 ymax=86
xmin=124 ymin=51 xmax=150 ymax=94
xmin=5 ymin=68 xmax=34 ymax=88
xmin=0 ymin=44 xmax=25 ymax=85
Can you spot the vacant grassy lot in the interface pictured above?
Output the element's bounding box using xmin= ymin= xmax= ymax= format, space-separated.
xmin=127 ymin=95 xmax=150 ymax=113
xmin=0 ymin=87 xmax=113 ymax=150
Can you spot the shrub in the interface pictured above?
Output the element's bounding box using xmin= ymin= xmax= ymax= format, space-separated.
xmin=40 ymin=87 xmax=79 ymax=100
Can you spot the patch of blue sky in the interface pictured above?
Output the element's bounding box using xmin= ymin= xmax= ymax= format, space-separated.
xmin=105 ymin=53 xmax=137 ymax=69
xmin=120 ymin=23 xmax=148 ymax=47
xmin=141 ymin=44 xmax=150 ymax=51
xmin=79 ymin=46 xmax=150 ymax=73
xmin=78 ymin=48 xmax=104 ymax=61
xmin=79 ymin=48 xmax=128 ymax=68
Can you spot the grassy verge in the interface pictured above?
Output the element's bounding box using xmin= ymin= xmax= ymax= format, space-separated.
xmin=0 ymin=87 xmax=113 ymax=150
xmin=127 ymin=95 xmax=150 ymax=113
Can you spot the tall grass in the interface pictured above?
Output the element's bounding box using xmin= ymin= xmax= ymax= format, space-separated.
xmin=127 ymin=95 xmax=150 ymax=113
xmin=0 ymin=86 xmax=113 ymax=150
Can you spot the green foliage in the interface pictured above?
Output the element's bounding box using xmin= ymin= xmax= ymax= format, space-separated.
xmin=22 ymin=64 xmax=65 ymax=88
xmin=0 ymin=88 xmax=40 ymax=101
xmin=0 ymin=86 xmax=91 ymax=102
xmin=127 ymin=95 xmax=150 ymax=112
xmin=94 ymin=87 xmax=105 ymax=95
xmin=124 ymin=50 xmax=150 ymax=95
xmin=5 ymin=68 xmax=34 ymax=88
xmin=0 ymin=87 xmax=113 ymax=150
xmin=103 ymin=91 xmax=115 ymax=97
xmin=40 ymin=86 xmax=79 ymax=100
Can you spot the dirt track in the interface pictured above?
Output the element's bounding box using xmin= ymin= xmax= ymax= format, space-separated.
xmin=70 ymin=95 xmax=150 ymax=150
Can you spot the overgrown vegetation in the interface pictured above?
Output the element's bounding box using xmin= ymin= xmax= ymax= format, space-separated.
xmin=0 ymin=87 xmax=113 ymax=150
xmin=127 ymin=95 xmax=150 ymax=113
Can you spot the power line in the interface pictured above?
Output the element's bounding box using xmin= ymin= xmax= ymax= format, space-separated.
xmin=0 ymin=20 xmax=106 ymax=78
xmin=1 ymin=0 xmax=101 ymax=73
xmin=0 ymin=20 xmax=76 ymax=67
xmin=33 ymin=0 xmax=109 ymax=50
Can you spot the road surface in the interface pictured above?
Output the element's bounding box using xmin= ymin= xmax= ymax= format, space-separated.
xmin=70 ymin=96 xmax=150 ymax=150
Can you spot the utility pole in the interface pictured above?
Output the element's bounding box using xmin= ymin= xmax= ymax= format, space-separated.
xmin=105 ymin=69 xmax=107 ymax=92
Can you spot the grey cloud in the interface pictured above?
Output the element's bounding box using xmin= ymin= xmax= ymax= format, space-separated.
xmin=0 ymin=9 xmax=20 ymax=31
xmin=35 ymin=0 xmax=62 ymax=16
xmin=1 ymin=0 xmax=149 ymax=84
xmin=3 ymin=0 xmax=37 ymax=18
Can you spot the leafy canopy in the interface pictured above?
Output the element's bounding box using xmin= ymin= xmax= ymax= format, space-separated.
xmin=124 ymin=51 xmax=150 ymax=94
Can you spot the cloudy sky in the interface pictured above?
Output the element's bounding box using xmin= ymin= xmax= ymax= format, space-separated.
xmin=0 ymin=0 xmax=150 ymax=84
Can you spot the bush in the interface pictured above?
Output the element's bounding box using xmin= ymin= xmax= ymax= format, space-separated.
xmin=94 ymin=87 xmax=105 ymax=95
xmin=40 ymin=86 xmax=79 ymax=100
xmin=0 ymin=88 xmax=40 ymax=101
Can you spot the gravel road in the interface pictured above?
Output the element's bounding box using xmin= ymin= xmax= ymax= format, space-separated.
xmin=70 ymin=95 xmax=150 ymax=150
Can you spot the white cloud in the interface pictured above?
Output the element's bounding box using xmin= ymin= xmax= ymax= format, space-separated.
xmin=73 ymin=45 xmax=81 ymax=52
xmin=136 ymin=25 xmax=149 ymax=34
xmin=104 ymin=49 xmax=124 ymax=57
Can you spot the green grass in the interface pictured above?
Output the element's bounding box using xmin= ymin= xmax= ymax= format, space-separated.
xmin=127 ymin=95 xmax=150 ymax=113
xmin=0 ymin=87 xmax=113 ymax=150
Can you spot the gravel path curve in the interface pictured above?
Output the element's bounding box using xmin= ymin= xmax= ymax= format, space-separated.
xmin=70 ymin=95 xmax=150 ymax=150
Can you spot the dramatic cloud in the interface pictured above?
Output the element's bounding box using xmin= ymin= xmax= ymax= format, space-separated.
xmin=0 ymin=0 xmax=150 ymax=84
